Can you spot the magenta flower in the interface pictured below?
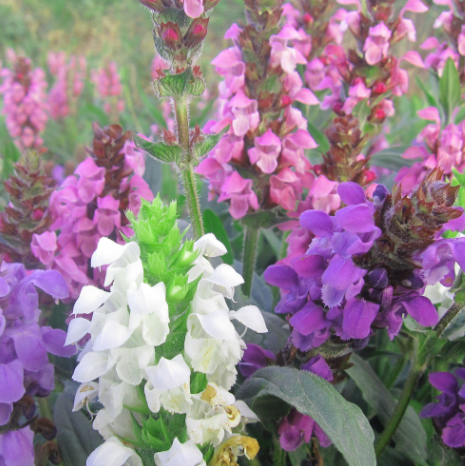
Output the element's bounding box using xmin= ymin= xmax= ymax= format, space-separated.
xmin=218 ymin=172 xmax=259 ymax=219
xmin=248 ymin=129 xmax=282 ymax=174
xmin=363 ymin=22 xmax=392 ymax=65
xmin=226 ymin=90 xmax=260 ymax=137
xmin=270 ymin=25 xmax=307 ymax=73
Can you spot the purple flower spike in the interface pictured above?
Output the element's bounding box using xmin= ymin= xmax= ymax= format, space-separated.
xmin=337 ymin=182 xmax=366 ymax=206
xmin=300 ymin=210 xmax=334 ymax=238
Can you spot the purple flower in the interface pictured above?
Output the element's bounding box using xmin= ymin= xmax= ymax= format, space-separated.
xmin=0 ymin=426 xmax=35 ymax=466
xmin=421 ymin=369 xmax=465 ymax=448
xmin=238 ymin=344 xmax=276 ymax=378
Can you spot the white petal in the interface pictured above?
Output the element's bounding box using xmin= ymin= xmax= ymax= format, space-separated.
xmin=145 ymin=355 xmax=191 ymax=391
xmin=128 ymin=282 xmax=169 ymax=318
xmin=73 ymin=286 xmax=110 ymax=315
xmin=202 ymin=383 xmax=235 ymax=407
xmin=234 ymin=400 xmax=259 ymax=423
xmin=73 ymin=351 xmax=110 ymax=383
xmin=91 ymin=238 xmax=140 ymax=268
xmin=73 ymin=382 xmax=99 ymax=412
xmin=86 ymin=437 xmax=142 ymax=466
xmin=141 ymin=313 xmax=170 ymax=347
xmin=106 ymin=259 xmax=144 ymax=289
xmin=194 ymin=233 xmax=227 ymax=257
xmin=154 ymin=438 xmax=204 ymax=466
xmin=160 ymin=382 xmax=192 ymax=414
xmin=92 ymin=321 xmax=133 ymax=352
xmin=112 ymin=346 xmax=155 ymax=386
xmin=195 ymin=309 xmax=238 ymax=341
xmin=204 ymin=264 xmax=244 ymax=299
xmin=65 ymin=318 xmax=91 ymax=345
xmin=144 ymin=381 xmax=161 ymax=413
xmin=229 ymin=306 xmax=268 ymax=333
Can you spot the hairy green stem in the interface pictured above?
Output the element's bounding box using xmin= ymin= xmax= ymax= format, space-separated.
xmin=181 ymin=166 xmax=204 ymax=240
xmin=435 ymin=302 xmax=463 ymax=337
xmin=273 ymin=436 xmax=287 ymax=466
xmin=242 ymin=225 xmax=260 ymax=297
xmin=173 ymin=96 xmax=204 ymax=240
xmin=374 ymin=339 xmax=420 ymax=458
xmin=37 ymin=396 xmax=53 ymax=422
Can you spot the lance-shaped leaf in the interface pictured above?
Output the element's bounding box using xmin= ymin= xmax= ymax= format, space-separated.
xmin=1 ymin=141 xmax=21 ymax=181
xmin=346 ymin=353 xmax=428 ymax=465
xmin=440 ymin=58 xmax=461 ymax=124
xmin=203 ymin=209 xmax=233 ymax=265
xmin=154 ymin=67 xmax=205 ymax=98
xmin=193 ymin=125 xmax=229 ymax=159
xmin=371 ymin=146 xmax=416 ymax=171
xmin=236 ymin=366 xmax=376 ymax=466
xmin=134 ymin=135 xmax=183 ymax=164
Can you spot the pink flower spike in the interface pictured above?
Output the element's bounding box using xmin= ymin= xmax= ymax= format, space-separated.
xmin=219 ymin=172 xmax=259 ymax=219
xmin=183 ymin=0 xmax=204 ymax=18
xmin=401 ymin=51 xmax=424 ymax=68
xmin=248 ymin=129 xmax=282 ymax=174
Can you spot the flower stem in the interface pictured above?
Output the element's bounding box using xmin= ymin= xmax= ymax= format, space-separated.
xmin=434 ymin=302 xmax=463 ymax=337
xmin=374 ymin=338 xmax=420 ymax=458
xmin=242 ymin=225 xmax=260 ymax=297
xmin=173 ymin=96 xmax=204 ymax=240
xmin=273 ymin=436 xmax=286 ymax=466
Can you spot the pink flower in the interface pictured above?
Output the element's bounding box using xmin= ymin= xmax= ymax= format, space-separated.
xmin=196 ymin=157 xmax=230 ymax=200
xmin=93 ymin=195 xmax=121 ymax=236
xmin=270 ymin=25 xmax=307 ymax=73
xmin=284 ymin=71 xmax=319 ymax=105
xmin=342 ymin=80 xmax=371 ymax=114
xmin=183 ymin=0 xmax=204 ymax=18
xmin=281 ymin=130 xmax=317 ymax=174
xmin=270 ymin=168 xmax=302 ymax=211
xmin=305 ymin=58 xmax=325 ymax=91
xmin=212 ymin=47 xmax=245 ymax=98
xmin=248 ymin=129 xmax=282 ymax=174
xmin=218 ymin=172 xmax=259 ymax=219
xmin=31 ymin=231 xmax=58 ymax=266
xmin=363 ymin=22 xmax=392 ymax=65
xmin=226 ymin=90 xmax=259 ymax=136
xmin=74 ymin=158 xmax=105 ymax=203
xmin=309 ymin=175 xmax=341 ymax=213
xmin=458 ymin=26 xmax=465 ymax=56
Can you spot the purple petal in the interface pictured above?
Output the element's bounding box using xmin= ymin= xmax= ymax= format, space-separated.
xmin=403 ymin=296 xmax=438 ymax=327
xmin=322 ymin=255 xmax=366 ymax=290
xmin=300 ymin=210 xmax=334 ymax=238
xmin=0 ymin=360 xmax=24 ymax=403
xmin=342 ymin=299 xmax=379 ymax=340
xmin=289 ymin=302 xmax=328 ymax=336
xmin=239 ymin=344 xmax=275 ymax=378
xmin=0 ymin=426 xmax=35 ymax=466
xmin=291 ymin=254 xmax=326 ymax=278
xmin=428 ymin=372 xmax=459 ymax=394
xmin=321 ymin=284 xmax=345 ymax=308
xmin=442 ymin=414 xmax=465 ymax=448
xmin=11 ymin=327 xmax=48 ymax=371
xmin=0 ymin=278 xmax=10 ymax=298
xmin=335 ymin=205 xmax=375 ymax=232
xmin=264 ymin=265 xmax=298 ymax=290
xmin=30 ymin=270 xmax=69 ymax=300
xmin=41 ymin=327 xmax=77 ymax=358
xmin=0 ymin=403 xmax=12 ymax=425
xmin=337 ymin=182 xmax=366 ymax=206
xmin=302 ymin=355 xmax=333 ymax=382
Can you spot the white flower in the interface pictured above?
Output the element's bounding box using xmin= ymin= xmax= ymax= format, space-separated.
xmin=128 ymin=282 xmax=170 ymax=346
xmin=86 ymin=437 xmax=142 ymax=466
xmin=93 ymin=408 xmax=139 ymax=442
xmin=144 ymin=355 xmax=192 ymax=414
xmin=154 ymin=438 xmax=205 ymax=466
xmin=204 ymin=264 xmax=244 ymax=299
xmin=72 ymin=351 xmax=112 ymax=383
xmin=73 ymin=382 xmax=99 ymax=412
xmin=229 ymin=305 xmax=268 ymax=333
xmin=191 ymin=281 xmax=229 ymax=316
xmin=65 ymin=317 xmax=92 ymax=346
xmin=234 ymin=400 xmax=259 ymax=424
xmin=73 ymin=285 xmax=111 ymax=315
xmin=188 ymin=234 xmax=228 ymax=282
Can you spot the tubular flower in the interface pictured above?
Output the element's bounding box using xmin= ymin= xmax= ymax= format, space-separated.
xmin=0 ymin=262 xmax=75 ymax=465
xmin=0 ymin=49 xmax=48 ymax=153
xmin=47 ymin=51 xmax=86 ymax=120
xmin=265 ymin=169 xmax=465 ymax=352
xmin=197 ymin=0 xmax=319 ymax=219
xmin=32 ymin=123 xmax=153 ymax=300
xmin=66 ymin=196 xmax=266 ymax=465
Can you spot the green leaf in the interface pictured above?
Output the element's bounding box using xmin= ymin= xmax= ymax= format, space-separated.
xmin=352 ymin=99 xmax=372 ymax=131
xmin=203 ymin=209 xmax=234 ymax=265
xmin=134 ymin=135 xmax=183 ymax=164
xmin=53 ymin=384 xmax=104 ymax=466
xmin=193 ymin=126 xmax=229 ymax=159
xmin=439 ymin=58 xmax=462 ymax=124
xmin=454 ymin=104 xmax=465 ymax=124
xmin=439 ymin=304 xmax=465 ymax=340
xmin=346 ymin=354 xmax=428 ymax=465
xmin=307 ymin=120 xmax=330 ymax=153
xmin=1 ymin=141 xmax=20 ymax=180
xmin=236 ymin=366 xmax=376 ymax=466
xmin=261 ymin=228 xmax=281 ymax=258
xmin=154 ymin=67 xmax=205 ymax=98
xmin=371 ymin=146 xmax=416 ymax=171
xmin=416 ymin=76 xmax=439 ymax=108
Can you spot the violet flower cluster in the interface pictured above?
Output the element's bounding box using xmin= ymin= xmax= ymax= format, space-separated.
xmin=265 ymin=172 xmax=465 ymax=351
xmin=0 ymin=49 xmax=48 ymax=153
xmin=197 ymin=0 xmax=319 ymax=219
xmin=0 ymin=263 xmax=75 ymax=466
xmin=420 ymin=369 xmax=465 ymax=448
xmin=48 ymin=51 xmax=87 ymax=120
xmin=31 ymin=124 xmax=153 ymax=300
